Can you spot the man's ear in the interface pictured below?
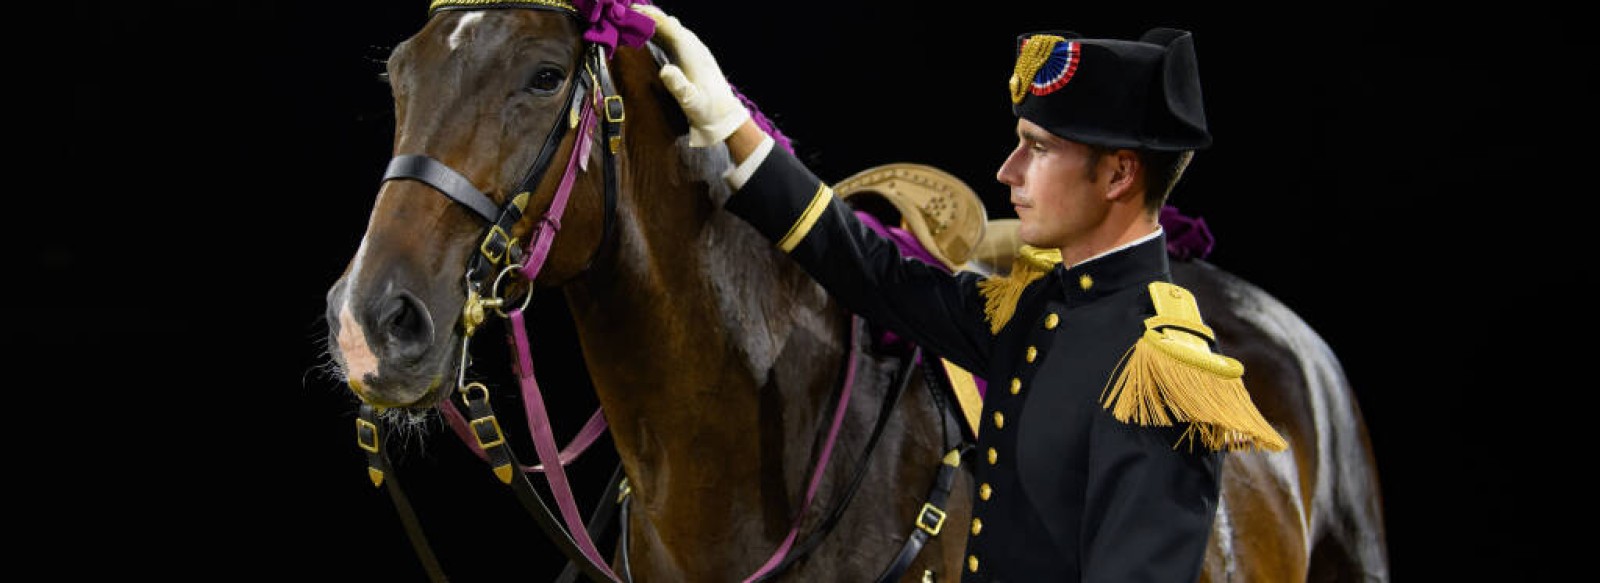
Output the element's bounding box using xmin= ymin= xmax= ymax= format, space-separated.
xmin=1105 ymin=149 xmax=1141 ymax=201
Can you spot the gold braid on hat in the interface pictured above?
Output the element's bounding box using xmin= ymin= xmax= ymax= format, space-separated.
xmin=1010 ymin=34 xmax=1065 ymax=104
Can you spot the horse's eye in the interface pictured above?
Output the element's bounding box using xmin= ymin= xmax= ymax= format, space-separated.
xmin=525 ymin=66 xmax=565 ymax=94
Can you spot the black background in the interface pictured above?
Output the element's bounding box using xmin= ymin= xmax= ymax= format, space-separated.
xmin=62 ymin=1 xmax=1584 ymax=580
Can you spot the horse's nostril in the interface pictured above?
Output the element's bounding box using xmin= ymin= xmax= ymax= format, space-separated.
xmin=377 ymin=291 xmax=434 ymax=355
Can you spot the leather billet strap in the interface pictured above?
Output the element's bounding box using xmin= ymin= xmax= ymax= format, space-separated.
xmin=456 ymin=381 xmax=621 ymax=583
xmin=876 ymin=444 xmax=970 ymax=583
xmin=590 ymin=46 xmax=622 ymax=265
xmin=460 ymin=383 xmax=518 ymax=483
xmin=357 ymin=404 xmax=449 ymax=582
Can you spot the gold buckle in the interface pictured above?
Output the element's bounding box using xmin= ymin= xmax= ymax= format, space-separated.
xmin=916 ymin=503 xmax=947 ymax=536
xmin=470 ymin=415 xmax=507 ymax=450
xmin=479 ymin=225 xmax=512 ymax=264
xmin=603 ymin=95 xmax=625 ymax=123
xmin=355 ymin=418 xmax=380 ymax=453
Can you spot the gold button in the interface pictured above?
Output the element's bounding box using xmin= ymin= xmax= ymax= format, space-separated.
xmin=979 ymin=483 xmax=992 ymax=500
xmin=987 ymin=447 xmax=997 ymax=465
xmin=1025 ymin=346 xmax=1038 ymax=363
xmin=967 ymin=555 xmax=979 ymax=573
xmin=1044 ymin=313 xmax=1060 ymax=329
xmin=1079 ymin=274 xmax=1094 ymax=290
xmin=993 ymin=412 xmax=1005 ymax=429
xmin=971 ymin=518 xmax=983 ymax=536
xmin=1009 ymin=378 xmax=1021 ymax=395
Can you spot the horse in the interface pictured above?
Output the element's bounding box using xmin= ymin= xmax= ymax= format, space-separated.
xmin=321 ymin=2 xmax=1388 ymax=581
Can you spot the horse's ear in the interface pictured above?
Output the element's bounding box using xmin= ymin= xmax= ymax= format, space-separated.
xmin=653 ymin=79 xmax=691 ymax=138
xmin=642 ymin=44 xmax=692 ymax=139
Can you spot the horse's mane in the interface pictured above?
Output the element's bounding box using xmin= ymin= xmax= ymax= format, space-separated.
xmin=637 ymin=40 xmax=834 ymax=383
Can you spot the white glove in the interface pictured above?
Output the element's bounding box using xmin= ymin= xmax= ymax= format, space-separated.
xmin=633 ymin=3 xmax=751 ymax=147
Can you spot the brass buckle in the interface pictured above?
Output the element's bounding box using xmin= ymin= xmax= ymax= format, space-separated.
xmin=470 ymin=415 xmax=507 ymax=450
xmin=603 ymin=95 xmax=625 ymax=123
xmin=479 ymin=225 xmax=512 ymax=264
xmin=916 ymin=503 xmax=947 ymax=536
xmin=355 ymin=418 xmax=380 ymax=453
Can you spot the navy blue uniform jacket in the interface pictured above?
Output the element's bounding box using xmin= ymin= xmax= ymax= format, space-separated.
xmin=724 ymin=145 xmax=1224 ymax=582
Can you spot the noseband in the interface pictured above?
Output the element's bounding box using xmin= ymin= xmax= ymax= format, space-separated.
xmin=380 ymin=44 xmax=622 ymax=333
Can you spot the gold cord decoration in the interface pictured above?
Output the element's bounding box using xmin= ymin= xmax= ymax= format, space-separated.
xmin=976 ymin=245 xmax=1060 ymax=334
xmin=1010 ymin=35 xmax=1064 ymax=104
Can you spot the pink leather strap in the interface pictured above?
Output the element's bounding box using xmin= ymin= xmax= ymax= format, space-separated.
xmin=520 ymin=93 xmax=597 ymax=283
xmin=743 ymin=319 xmax=861 ymax=582
xmin=509 ymin=308 xmax=619 ymax=580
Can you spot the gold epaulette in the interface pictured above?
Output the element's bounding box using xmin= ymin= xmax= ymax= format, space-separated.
xmin=976 ymin=245 xmax=1060 ymax=334
xmin=1099 ymin=282 xmax=1289 ymax=452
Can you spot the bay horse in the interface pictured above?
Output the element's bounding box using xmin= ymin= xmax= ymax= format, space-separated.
xmin=322 ymin=1 xmax=1388 ymax=581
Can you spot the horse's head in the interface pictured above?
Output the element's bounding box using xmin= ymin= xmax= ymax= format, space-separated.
xmin=325 ymin=3 xmax=643 ymax=408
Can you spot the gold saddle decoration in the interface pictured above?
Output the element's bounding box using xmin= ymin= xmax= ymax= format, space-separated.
xmin=834 ymin=162 xmax=988 ymax=272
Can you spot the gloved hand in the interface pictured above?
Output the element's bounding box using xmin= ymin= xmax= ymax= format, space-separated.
xmin=632 ymin=3 xmax=751 ymax=147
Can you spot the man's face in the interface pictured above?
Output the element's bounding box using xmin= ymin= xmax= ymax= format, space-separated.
xmin=995 ymin=118 xmax=1113 ymax=252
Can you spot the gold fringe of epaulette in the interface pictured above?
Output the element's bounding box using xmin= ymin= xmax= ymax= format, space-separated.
xmin=976 ymin=246 xmax=1059 ymax=334
xmin=1100 ymin=332 xmax=1288 ymax=452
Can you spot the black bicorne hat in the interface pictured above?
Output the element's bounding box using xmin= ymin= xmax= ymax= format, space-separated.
xmin=1009 ymin=28 xmax=1211 ymax=151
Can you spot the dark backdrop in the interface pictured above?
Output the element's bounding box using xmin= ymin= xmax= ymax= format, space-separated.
xmin=63 ymin=1 xmax=1582 ymax=580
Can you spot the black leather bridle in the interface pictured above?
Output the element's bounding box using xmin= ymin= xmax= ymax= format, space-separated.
xmin=356 ymin=3 xmax=626 ymax=582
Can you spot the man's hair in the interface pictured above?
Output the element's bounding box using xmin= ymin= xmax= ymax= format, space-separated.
xmin=1141 ymin=149 xmax=1195 ymax=213
xmin=1085 ymin=147 xmax=1196 ymax=214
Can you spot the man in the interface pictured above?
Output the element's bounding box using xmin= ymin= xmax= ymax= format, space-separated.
xmin=634 ymin=4 xmax=1286 ymax=581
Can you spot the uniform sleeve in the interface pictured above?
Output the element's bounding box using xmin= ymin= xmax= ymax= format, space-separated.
xmin=1080 ymin=417 xmax=1223 ymax=582
xmin=722 ymin=144 xmax=994 ymax=373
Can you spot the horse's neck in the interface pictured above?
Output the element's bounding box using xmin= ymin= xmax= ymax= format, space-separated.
xmin=561 ymin=138 xmax=850 ymax=518
xmin=568 ymin=141 xmax=839 ymax=378
xmin=566 ymin=204 xmax=839 ymax=388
